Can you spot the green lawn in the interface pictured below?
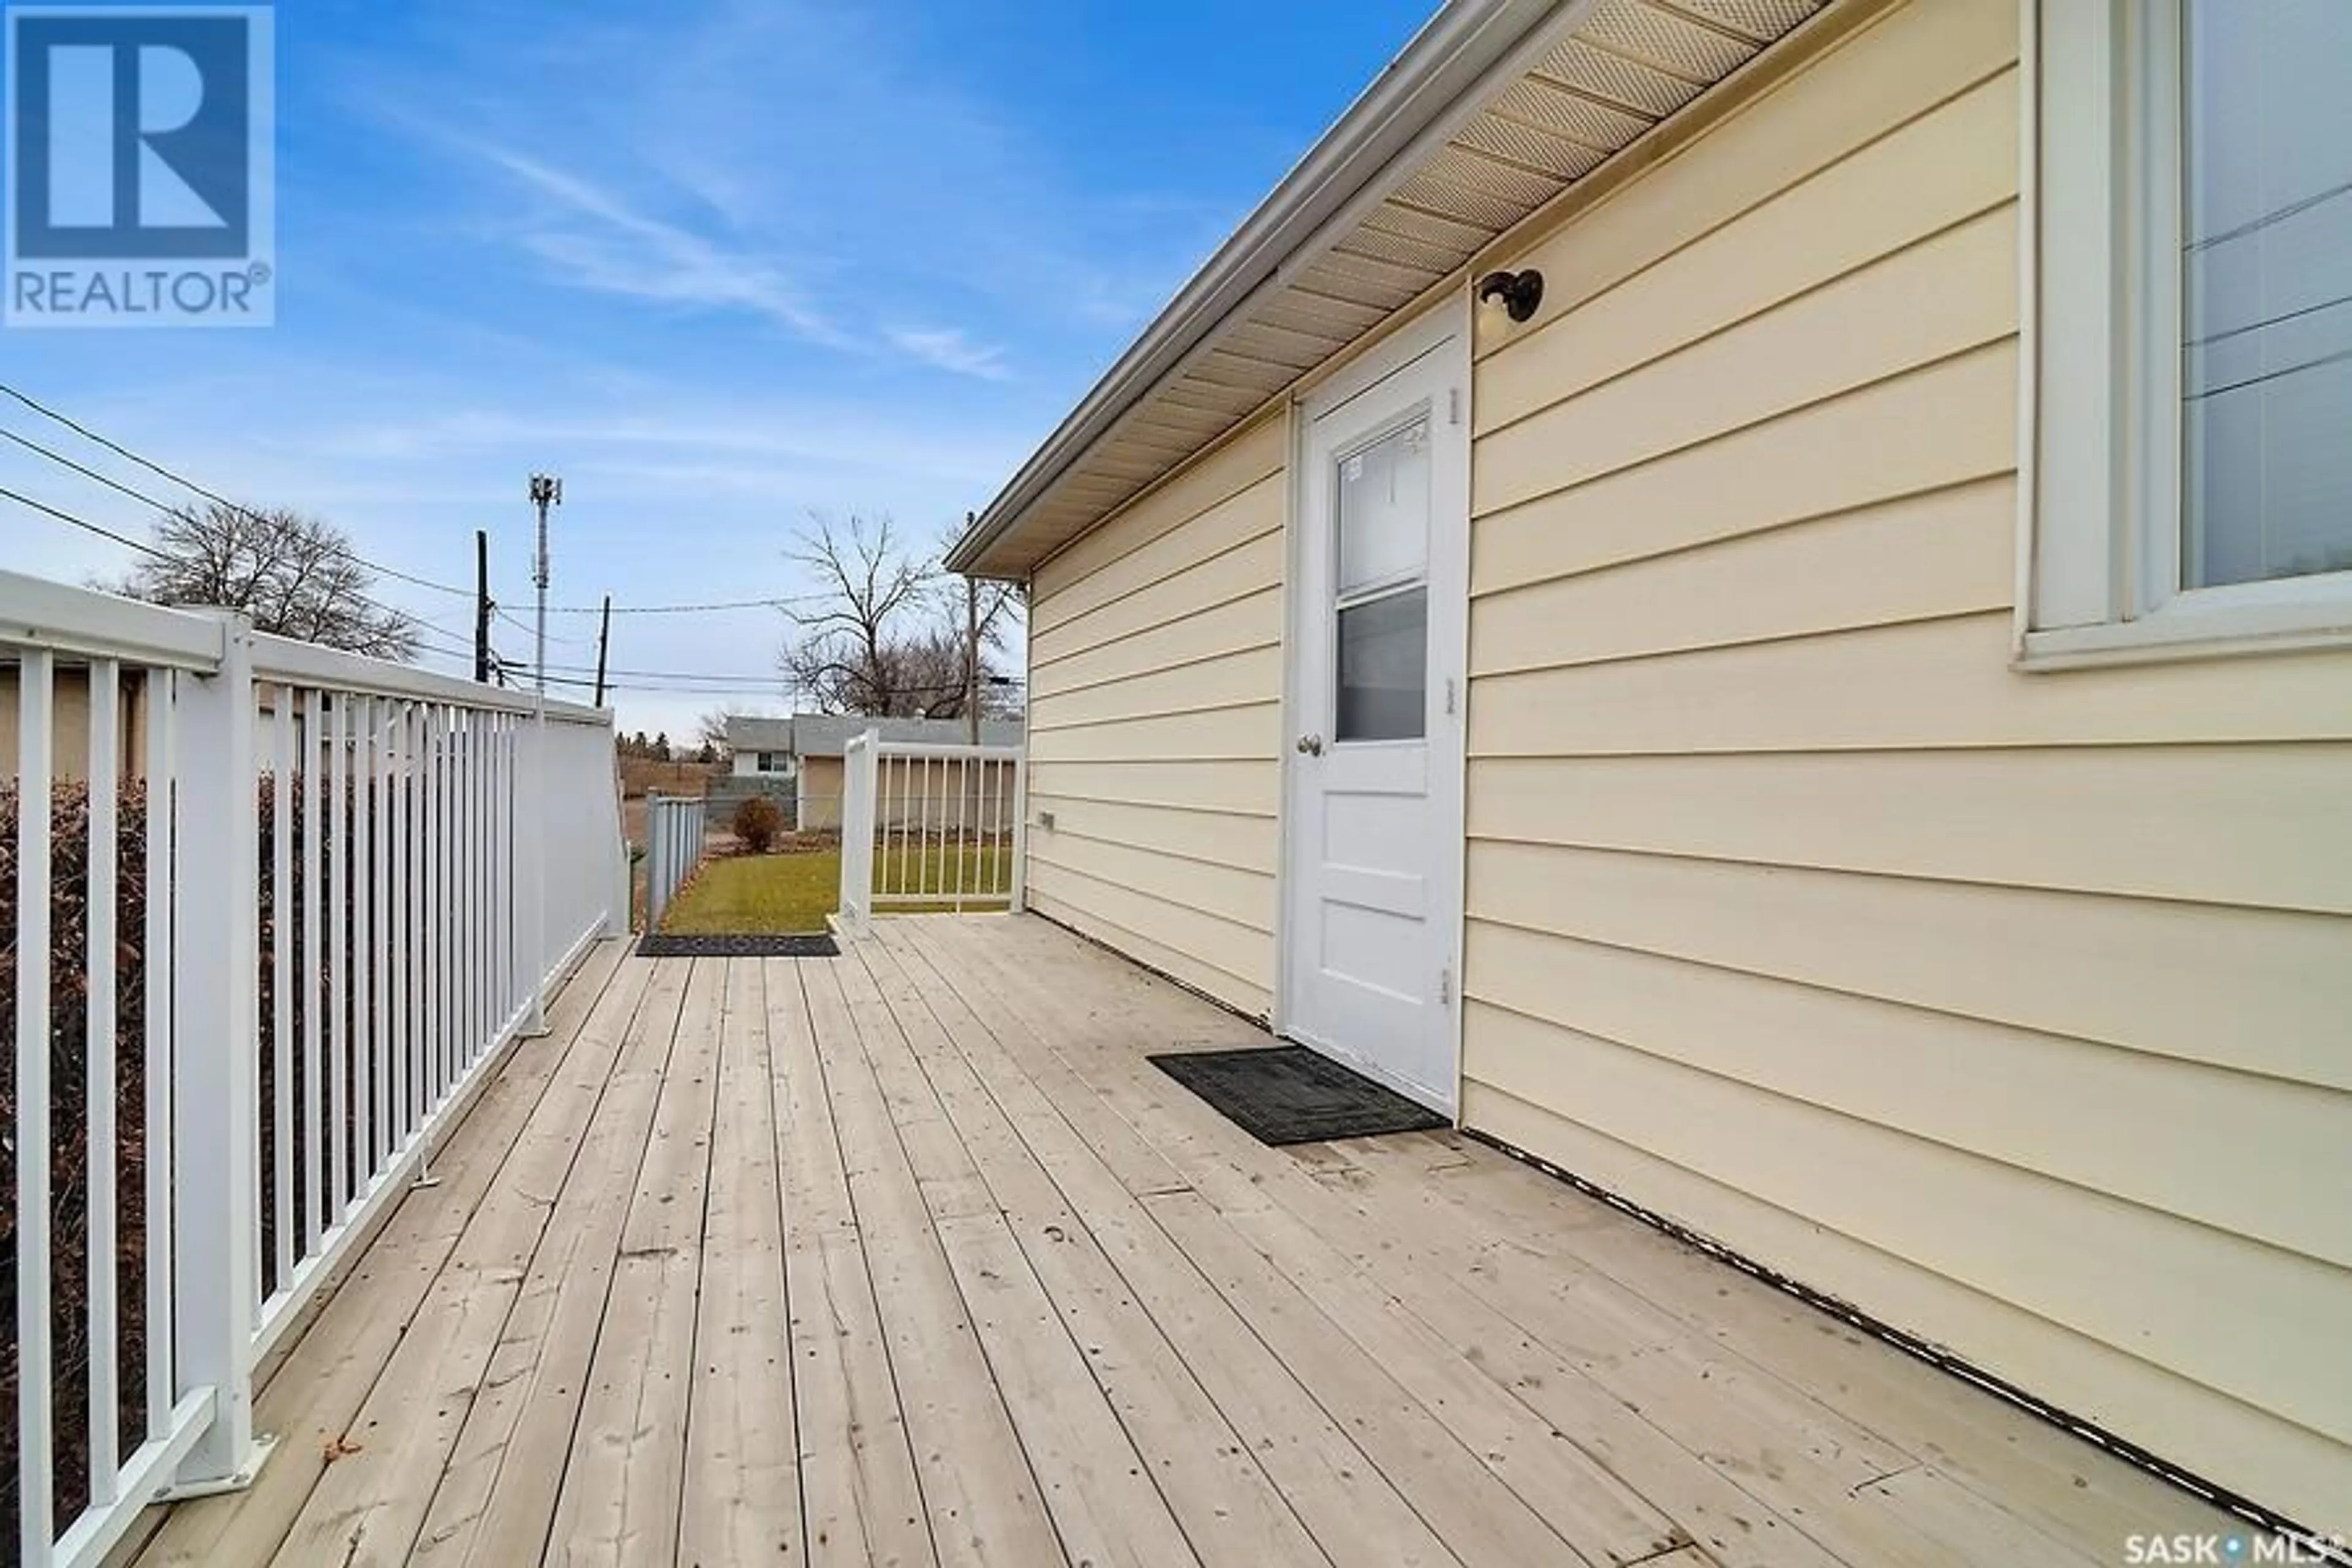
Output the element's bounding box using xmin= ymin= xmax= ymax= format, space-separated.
xmin=660 ymin=846 xmax=1011 ymax=935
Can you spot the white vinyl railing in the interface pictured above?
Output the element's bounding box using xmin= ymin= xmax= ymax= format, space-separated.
xmin=837 ymin=732 xmax=1024 ymax=933
xmin=643 ymin=792 xmax=707 ymax=929
xmin=2 ymin=570 xmax=625 ymax=1567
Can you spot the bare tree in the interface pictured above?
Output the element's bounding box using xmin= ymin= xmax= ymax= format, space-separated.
xmin=778 ymin=513 xmax=1020 ymax=718
xmin=696 ymin=707 xmax=736 ymax=760
xmin=113 ymin=502 xmax=420 ymax=658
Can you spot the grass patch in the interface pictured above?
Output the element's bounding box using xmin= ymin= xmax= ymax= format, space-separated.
xmin=660 ymin=845 xmax=1011 ymax=935
xmin=661 ymin=851 xmax=842 ymax=934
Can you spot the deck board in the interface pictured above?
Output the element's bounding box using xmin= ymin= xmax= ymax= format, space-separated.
xmin=678 ymin=961 xmax=804 ymax=1568
xmin=130 ymin=917 xmax=2248 ymax=1568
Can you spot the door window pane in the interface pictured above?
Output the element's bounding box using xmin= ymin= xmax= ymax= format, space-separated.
xmin=1335 ymin=587 xmax=1426 ymax=742
xmin=2181 ymin=0 xmax=2352 ymax=587
xmin=1337 ymin=417 xmax=1430 ymax=595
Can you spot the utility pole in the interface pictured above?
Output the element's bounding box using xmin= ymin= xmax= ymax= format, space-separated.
xmin=592 ymin=594 xmax=612 ymax=707
xmin=964 ymin=511 xmax=981 ymax=746
xmin=472 ymin=529 xmax=492 ymax=683
xmin=527 ymin=474 xmax=562 ymax=693
xmin=521 ymin=473 xmax=560 ymax=1041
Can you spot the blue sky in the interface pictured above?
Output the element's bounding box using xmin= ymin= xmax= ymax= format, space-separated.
xmin=4 ymin=0 xmax=1432 ymax=739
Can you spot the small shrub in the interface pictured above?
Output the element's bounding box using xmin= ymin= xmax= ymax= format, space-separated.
xmin=731 ymin=794 xmax=783 ymax=854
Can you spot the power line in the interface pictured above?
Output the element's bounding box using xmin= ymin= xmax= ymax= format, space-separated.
xmin=393 ymin=604 xmax=477 ymax=638
xmin=535 ymin=658 xmax=1023 ymax=690
xmin=2 ymin=413 xmax=470 ymax=645
xmin=0 ymin=481 xmax=172 ymax=560
xmin=0 ymin=382 xmax=1019 ymax=680
xmin=0 ymin=380 xmax=473 ymax=598
xmin=2 ymin=423 xmax=201 ymax=532
xmin=497 ymin=605 xmax=591 ymax=647
xmin=7 ymin=479 xmax=478 ymax=667
xmin=543 ymin=594 xmax=829 ymax=616
xmin=537 ymin=661 xmax=783 ymax=684
xmin=531 ymin=670 xmax=788 ymax=698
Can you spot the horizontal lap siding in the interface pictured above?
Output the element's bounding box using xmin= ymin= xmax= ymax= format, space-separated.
xmin=1461 ymin=0 xmax=2352 ymax=1533
xmin=1027 ymin=413 xmax=1288 ymax=1017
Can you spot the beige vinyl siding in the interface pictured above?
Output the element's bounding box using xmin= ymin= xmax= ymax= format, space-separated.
xmin=0 ymin=666 xmax=148 ymax=783
xmin=797 ymin=754 xmax=845 ymax=831
xmin=1461 ymin=0 xmax=2352 ymax=1534
xmin=1025 ymin=412 xmax=1288 ymax=1017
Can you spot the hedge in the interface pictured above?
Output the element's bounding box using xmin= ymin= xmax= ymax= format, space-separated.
xmin=1 ymin=772 xmax=369 ymax=1548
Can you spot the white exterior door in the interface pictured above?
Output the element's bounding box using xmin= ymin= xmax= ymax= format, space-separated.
xmin=1281 ymin=305 xmax=1468 ymax=1114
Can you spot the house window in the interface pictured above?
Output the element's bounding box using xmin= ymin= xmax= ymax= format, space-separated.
xmin=756 ymin=750 xmax=785 ymax=774
xmin=2026 ymin=0 xmax=2352 ymax=665
xmin=1332 ymin=414 xmax=1431 ymax=741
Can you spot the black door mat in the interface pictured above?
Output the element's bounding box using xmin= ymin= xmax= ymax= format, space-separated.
xmin=635 ymin=932 xmax=839 ymax=958
xmin=1149 ymin=1045 xmax=1449 ymax=1146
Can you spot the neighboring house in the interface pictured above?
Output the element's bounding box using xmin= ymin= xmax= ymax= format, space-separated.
xmin=0 ymin=664 xmax=148 ymax=783
xmin=2 ymin=665 xmax=325 ymax=784
xmin=950 ymin=0 xmax=2352 ymax=1542
xmin=725 ymin=716 xmax=797 ymax=782
xmin=723 ymin=712 xmax=1023 ymax=830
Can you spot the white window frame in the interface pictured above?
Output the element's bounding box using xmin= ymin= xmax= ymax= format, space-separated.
xmin=2021 ymin=0 xmax=2352 ymax=669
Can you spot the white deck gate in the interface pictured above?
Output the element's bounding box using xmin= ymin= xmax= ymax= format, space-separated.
xmin=643 ymin=792 xmax=709 ymax=929
xmin=837 ymin=733 xmax=1025 ymax=933
xmin=2 ymin=571 xmax=626 ymax=1567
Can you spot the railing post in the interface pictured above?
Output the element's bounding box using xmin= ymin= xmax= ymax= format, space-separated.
xmin=1008 ymin=747 xmax=1030 ymax=916
xmin=646 ymin=792 xmax=668 ymax=930
xmin=605 ymin=734 xmax=629 ymax=938
xmin=838 ymin=731 xmax=878 ymax=935
xmin=521 ymin=705 xmax=548 ymax=1037
xmin=167 ymin=614 xmax=274 ymax=1495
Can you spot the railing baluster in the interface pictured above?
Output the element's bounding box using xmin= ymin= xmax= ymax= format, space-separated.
xmin=391 ymin=703 xmax=410 ymax=1146
xmin=421 ymin=707 xmax=440 ymax=1109
xmin=461 ymin=710 xmax=475 ymax=1066
xmin=330 ymin=692 xmax=350 ymax=1223
xmin=142 ymin=668 xmax=177 ymax=1441
xmin=18 ymin=649 xmax=57 ymax=1562
xmin=366 ymin=697 xmax=387 ymax=1174
xmin=1009 ymin=750 xmax=1029 ymax=915
xmin=423 ymin=706 xmax=440 ymax=1113
xmin=450 ymin=709 xmax=464 ymax=1085
xmin=301 ymin=689 xmax=324 ymax=1259
xmin=271 ymin=687 xmax=293 ymax=1295
xmin=448 ymin=709 xmax=464 ymax=1087
xmin=87 ymin=659 xmax=123 ymax=1503
xmin=492 ymin=714 xmax=510 ymax=1027
xmin=435 ymin=707 xmax=454 ymax=1101
xmin=992 ymin=756 xmax=1006 ymax=898
xmin=468 ymin=710 xmax=484 ymax=1066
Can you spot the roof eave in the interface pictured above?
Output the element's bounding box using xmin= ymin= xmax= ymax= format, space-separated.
xmin=946 ymin=0 xmax=1569 ymax=578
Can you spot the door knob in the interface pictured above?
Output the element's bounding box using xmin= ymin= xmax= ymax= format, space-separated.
xmin=1295 ymin=734 xmax=1325 ymax=756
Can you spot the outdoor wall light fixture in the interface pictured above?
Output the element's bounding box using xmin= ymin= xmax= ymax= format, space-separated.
xmin=1476 ymin=268 xmax=1544 ymax=322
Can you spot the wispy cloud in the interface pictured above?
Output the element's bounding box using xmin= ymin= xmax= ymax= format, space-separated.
xmin=352 ymin=0 xmax=1234 ymax=385
xmin=456 ymin=141 xmax=853 ymax=349
xmin=383 ymin=118 xmax=1025 ymax=381
xmin=886 ymin=327 xmax=1011 ymax=381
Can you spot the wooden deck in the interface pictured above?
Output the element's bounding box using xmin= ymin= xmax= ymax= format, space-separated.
xmin=124 ymin=915 xmax=2236 ymax=1567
